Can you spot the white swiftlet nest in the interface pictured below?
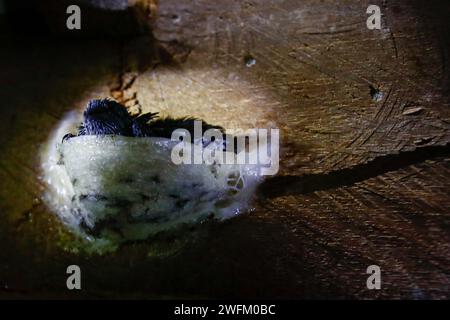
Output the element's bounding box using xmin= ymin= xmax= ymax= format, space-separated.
xmin=40 ymin=112 xmax=264 ymax=252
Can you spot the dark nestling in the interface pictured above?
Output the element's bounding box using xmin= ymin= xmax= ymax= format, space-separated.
xmin=62 ymin=98 xmax=224 ymax=142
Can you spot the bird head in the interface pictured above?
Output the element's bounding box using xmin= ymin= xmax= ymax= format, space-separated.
xmin=80 ymin=99 xmax=133 ymax=136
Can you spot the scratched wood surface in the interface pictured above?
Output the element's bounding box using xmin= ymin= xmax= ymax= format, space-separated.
xmin=0 ymin=0 xmax=449 ymax=298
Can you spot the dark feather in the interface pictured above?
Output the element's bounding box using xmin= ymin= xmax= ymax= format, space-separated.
xmin=63 ymin=99 xmax=225 ymax=144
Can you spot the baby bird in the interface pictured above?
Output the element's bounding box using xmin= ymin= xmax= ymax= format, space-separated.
xmin=63 ymin=98 xmax=223 ymax=141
